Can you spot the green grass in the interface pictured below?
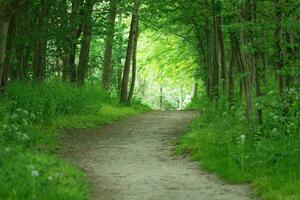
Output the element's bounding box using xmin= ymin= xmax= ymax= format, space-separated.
xmin=54 ymin=104 xmax=150 ymax=129
xmin=0 ymin=82 xmax=150 ymax=200
xmin=177 ymin=98 xmax=300 ymax=200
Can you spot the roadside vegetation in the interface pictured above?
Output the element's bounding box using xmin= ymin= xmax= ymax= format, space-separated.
xmin=179 ymin=95 xmax=300 ymax=200
xmin=0 ymin=82 xmax=149 ymax=199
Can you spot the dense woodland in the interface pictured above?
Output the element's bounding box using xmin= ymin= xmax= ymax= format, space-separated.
xmin=0 ymin=0 xmax=300 ymax=199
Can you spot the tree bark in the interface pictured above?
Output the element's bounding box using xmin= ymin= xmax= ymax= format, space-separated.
xmin=120 ymin=0 xmax=141 ymax=103
xmin=228 ymin=32 xmax=237 ymax=110
xmin=0 ymin=19 xmax=10 ymax=94
xmin=77 ymin=0 xmax=94 ymax=85
xmin=102 ymin=0 xmax=117 ymax=90
xmin=236 ymin=36 xmax=253 ymax=124
xmin=211 ymin=0 xmax=220 ymax=101
xmin=127 ymin=20 xmax=139 ymax=104
xmin=68 ymin=0 xmax=84 ymax=83
xmin=274 ymin=0 xmax=285 ymax=94
xmin=216 ymin=14 xmax=227 ymax=91
xmin=192 ymin=82 xmax=199 ymax=100
xmin=32 ymin=0 xmax=51 ymax=83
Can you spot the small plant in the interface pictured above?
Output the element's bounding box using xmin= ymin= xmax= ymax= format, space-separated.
xmin=240 ymin=134 xmax=246 ymax=175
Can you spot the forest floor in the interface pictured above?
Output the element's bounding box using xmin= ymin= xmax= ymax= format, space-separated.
xmin=62 ymin=111 xmax=257 ymax=200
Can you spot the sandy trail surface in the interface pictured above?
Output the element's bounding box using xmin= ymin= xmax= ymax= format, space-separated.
xmin=62 ymin=111 xmax=256 ymax=200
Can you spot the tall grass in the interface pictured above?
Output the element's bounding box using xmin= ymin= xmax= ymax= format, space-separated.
xmin=4 ymin=82 xmax=108 ymax=123
xmin=178 ymin=97 xmax=300 ymax=200
xmin=0 ymin=81 xmax=149 ymax=199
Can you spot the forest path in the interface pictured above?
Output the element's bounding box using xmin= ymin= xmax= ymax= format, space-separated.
xmin=62 ymin=111 xmax=256 ymax=200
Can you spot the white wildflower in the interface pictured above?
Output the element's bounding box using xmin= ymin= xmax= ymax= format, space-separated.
xmin=31 ymin=170 xmax=39 ymax=177
xmin=21 ymin=133 xmax=29 ymax=140
xmin=27 ymin=165 xmax=36 ymax=171
xmin=240 ymin=135 xmax=246 ymax=143
xmin=48 ymin=176 xmax=53 ymax=181
xmin=23 ymin=110 xmax=29 ymax=115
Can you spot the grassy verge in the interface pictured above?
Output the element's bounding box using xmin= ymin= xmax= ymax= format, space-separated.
xmin=0 ymin=82 xmax=150 ymax=200
xmin=177 ymin=99 xmax=300 ymax=200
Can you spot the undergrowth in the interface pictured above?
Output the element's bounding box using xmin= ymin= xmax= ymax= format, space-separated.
xmin=0 ymin=82 xmax=150 ymax=200
xmin=178 ymin=97 xmax=300 ymax=200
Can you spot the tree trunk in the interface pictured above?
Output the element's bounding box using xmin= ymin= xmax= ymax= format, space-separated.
xmin=216 ymin=14 xmax=226 ymax=91
xmin=179 ymin=86 xmax=183 ymax=110
xmin=68 ymin=0 xmax=83 ymax=83
xmin=77 ymin=0 xmax=94 ymax=85
xmin=120 ymin=0 xmax=141 ymax=103
xmin=236 ymin=36 xmax=253 ymax=124
xmin=160 ymin=85 xmax=163 ymax=110
xmin=253 ymin=0 xmax=263 ymax=125
xmin=228 ymin=32 xmax=236 ymax=110
xmin=204 ymin=19 xmax=212 ymax=98
xmin=211 ymin=0 xmax=220 ymax=101
xmin=32 ymin=0 xmax=51 ymax=83
xmin=102 ymin=0 xmax=117 ymax=90
xmin=127 ymin=20 xmax=139 ymax=104
xmin=192 ymin=82 xmax=199 ymax=100
xmin=274 ymin=0 xmax=284 ymax=94
xmin=0 ymin=19 xmax=10 ymax=94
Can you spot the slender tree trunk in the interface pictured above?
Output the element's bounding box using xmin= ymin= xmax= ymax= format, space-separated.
xmin=127 ymin=20 xmax=139 ymax=104
xmin=160 ymin=85 xmax=163 ymax=110
xmin=120 ymin=0 xmax=141 ymax=103
xmin=204 ymin=19 xmax=212 ymax=98
xmin=179 ymin=86 xmax=183 ymax=110
xmin=274 ymin=0 xmax=284 ymax=94
xmin=102 ymin=0 xmax=117 ymax=90
xmin=211 ymin=1 xmax=220 ymax=101
xmin=192 ymin=82 xmax=199 ymax=100
xmin=228 ymin=32 xmax=236 ymax=110
xmin=216 ymin=14 xmax=227 ymax=91
xmin=254 ymin=55 xmax=263 ymax=125
xmin=77 ymin=0 xmax=94 ymax=85
xmin=253 ymin=0 xmax=263 ymax=125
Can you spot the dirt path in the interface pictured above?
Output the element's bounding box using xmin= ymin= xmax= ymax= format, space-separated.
xmin=62 ymin=111 xmax=256 ymax=200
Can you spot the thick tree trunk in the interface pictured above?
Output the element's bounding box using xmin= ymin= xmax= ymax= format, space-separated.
xmin=102 ymin=0 xmax=117 ymax=90
xmin=32 ymin=0 xmax=51 ymax=83
xmin=0 ymin=19 xmax=10 ymax=94
xmin=120 ymin=0 xmax=141 ymax=103
xmin=32 ymin=40 xmax=47 ymax=82
xmin=127 ymin=20 xmax=139 ymax=104
xmin=68 ymin=0 xmax=83 ymax=83
xmin=2 ymin=18 xmax=16 ymax=93
xmin=77 ymin=0 xmax=94 ymax=85
xmin=236 ymin=36 xmax=253 ymax=124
